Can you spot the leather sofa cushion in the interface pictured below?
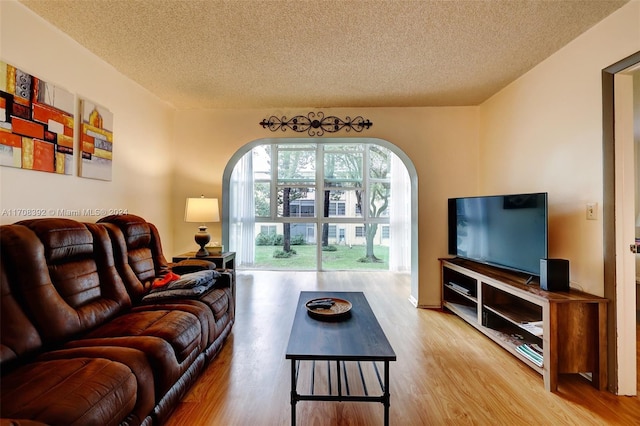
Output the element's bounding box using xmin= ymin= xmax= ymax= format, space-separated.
xmin=128 ymin=249 xmax=157 ymax=284
xmin=83 ymin=309 xmax=201 ymax=363
xmin=64 ymin=334 xmax=193 ymax=398
xmin=5 ymin=221 xmax=131 ymax=344
xmin=98 ymin=215 xmax=151 ymax=250
xmin=64 ymin=309 xmax=202 ymax=396
xmin=18 ymin=218 xmax=93 ymax=262
xmin=38 ymin=346 xmax=155 ymax=424
xmin=134 ymin=302 xmax=213 ymax=350
xmin=0 ymin=358 xmax=136 ymax=426
xmin=98 ymin=215 xmax=169 ymax=287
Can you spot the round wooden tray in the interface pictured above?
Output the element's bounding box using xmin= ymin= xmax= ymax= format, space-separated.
xmin=305 ymin=297 xmax=352 ymax=321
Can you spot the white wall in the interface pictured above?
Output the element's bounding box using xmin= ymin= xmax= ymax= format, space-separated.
xmin=171 ymin=107 xmax=480 ymax=307
xmin=0 ymin=1 xmax=175 ymax=247
xmin=479 ymin=1 xmax=640 ymax=297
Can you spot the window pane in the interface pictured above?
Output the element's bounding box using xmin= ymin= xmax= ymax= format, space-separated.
xmin=369 ymin=146 xmax=391 ymax=179
xmin=278 ymin=149 xmax=315 ymax=183
xmin=253 ymin=222 xmax=317 ymax=270
xmin=277 ymin=187 xmax=316 ymax=218
xmin=321 ymin=222 xmax=388 ymax=271
xmin=368 ymin=182 xmax=390 ymax=218
xmin=324 ymin=151 xmax=362 ymax=181
xmin=254 ymin=182 xmax=270 ymax=217
xmin=322 ymin=189 xmax=362 ymax=218
xmin=253 ymin=145 xmax=271 ymax=180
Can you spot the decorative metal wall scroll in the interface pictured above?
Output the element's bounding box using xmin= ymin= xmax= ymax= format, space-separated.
xmin=259 ymin=112 xmax=372 ymax=136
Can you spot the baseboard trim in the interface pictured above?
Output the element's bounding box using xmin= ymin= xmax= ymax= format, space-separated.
xmin=408 ymin=295 xmax=440 ymax=309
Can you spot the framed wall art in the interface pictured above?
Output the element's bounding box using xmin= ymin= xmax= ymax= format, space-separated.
xmin=79 ymin=97 xmax=113 ymax=181
xmin=0 ymin=61 xmax=74 ymax=174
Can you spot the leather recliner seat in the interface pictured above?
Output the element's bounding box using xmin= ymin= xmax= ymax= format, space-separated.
xmin=98 ymin=214 xmax=235 ymax=359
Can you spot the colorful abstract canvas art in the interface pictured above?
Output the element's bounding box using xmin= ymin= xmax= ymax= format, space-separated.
xmin=79 ymin=98 xmax=113 ymax=181
xmin=0 ymin=61 xmax=74 ymax=174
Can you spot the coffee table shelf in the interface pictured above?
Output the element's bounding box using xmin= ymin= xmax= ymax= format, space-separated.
xmin=294 ymin=359 xmax=386 ymax=398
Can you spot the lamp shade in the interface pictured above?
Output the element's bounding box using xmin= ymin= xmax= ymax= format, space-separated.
xmin=184 ymin=197 xmax=220 ymax=223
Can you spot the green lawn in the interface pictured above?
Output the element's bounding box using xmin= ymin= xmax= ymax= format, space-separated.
xmin=252 ymin=244 xmax=389 ymax=270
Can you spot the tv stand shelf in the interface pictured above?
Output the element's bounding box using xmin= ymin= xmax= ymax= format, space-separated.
xmin=484 ymin=303 xmax=539 ymax=324
xmin=440 ymin=257 xmax=608 ymax=392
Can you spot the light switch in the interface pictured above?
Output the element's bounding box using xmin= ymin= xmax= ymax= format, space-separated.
xmin=586 ymin=203 xmax=597 ymax=220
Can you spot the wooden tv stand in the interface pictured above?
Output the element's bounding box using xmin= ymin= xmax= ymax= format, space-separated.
xmin=440 ymin=257 xmax=607 ymax=392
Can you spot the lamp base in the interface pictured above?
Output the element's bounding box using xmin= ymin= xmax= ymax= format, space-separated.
xmin=195 ymin=247 xmax=210 ymax=257
xmin=194 ymin=226 xmax=211 ymax=258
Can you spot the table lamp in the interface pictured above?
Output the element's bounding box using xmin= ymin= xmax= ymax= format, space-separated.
xmin=184 ymin=195 xmax=220 ymax=257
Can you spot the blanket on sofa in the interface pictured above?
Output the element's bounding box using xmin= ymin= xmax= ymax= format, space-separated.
xmin=142 ymin=270 xmax=220 ymax=301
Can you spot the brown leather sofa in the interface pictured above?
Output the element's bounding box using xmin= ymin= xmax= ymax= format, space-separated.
xmin=0 ymin=216 xmax=235 ymax=426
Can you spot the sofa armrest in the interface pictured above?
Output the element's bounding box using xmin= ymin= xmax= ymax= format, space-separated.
xmin=213 ymin=271 xmax=232 ymax=289
xmin=170 ymin=259 xmax=217 ymax=275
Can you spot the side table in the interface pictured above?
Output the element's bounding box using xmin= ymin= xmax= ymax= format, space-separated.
xmin=172 ymin=251 xmax=235 ymax=270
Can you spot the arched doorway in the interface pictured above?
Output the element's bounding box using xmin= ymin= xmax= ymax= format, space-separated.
xmin=221 ymin=137 xmax=420 ymax=304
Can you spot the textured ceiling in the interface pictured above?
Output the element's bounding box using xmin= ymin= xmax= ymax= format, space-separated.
xmin=20 ymin=0 xmax=628 ymax=109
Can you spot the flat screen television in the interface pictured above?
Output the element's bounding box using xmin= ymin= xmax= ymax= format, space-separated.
xmin=448 ymin=192 xmax=548 ymax=276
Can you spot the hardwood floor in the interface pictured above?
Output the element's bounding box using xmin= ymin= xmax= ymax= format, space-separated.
xmin=165 ymin=271 xmax=640 ymax=425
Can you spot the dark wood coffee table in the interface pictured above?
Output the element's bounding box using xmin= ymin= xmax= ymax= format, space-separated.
xmin=286 ymin=291 xmax=396 ymax=425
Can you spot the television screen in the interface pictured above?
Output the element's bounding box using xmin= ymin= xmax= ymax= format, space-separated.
xmin=448 ymin=193 xmax=548 ymax=276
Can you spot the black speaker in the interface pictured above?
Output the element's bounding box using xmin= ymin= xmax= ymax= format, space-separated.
xmin=540 ymin=259 xmax=569 ymax=291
